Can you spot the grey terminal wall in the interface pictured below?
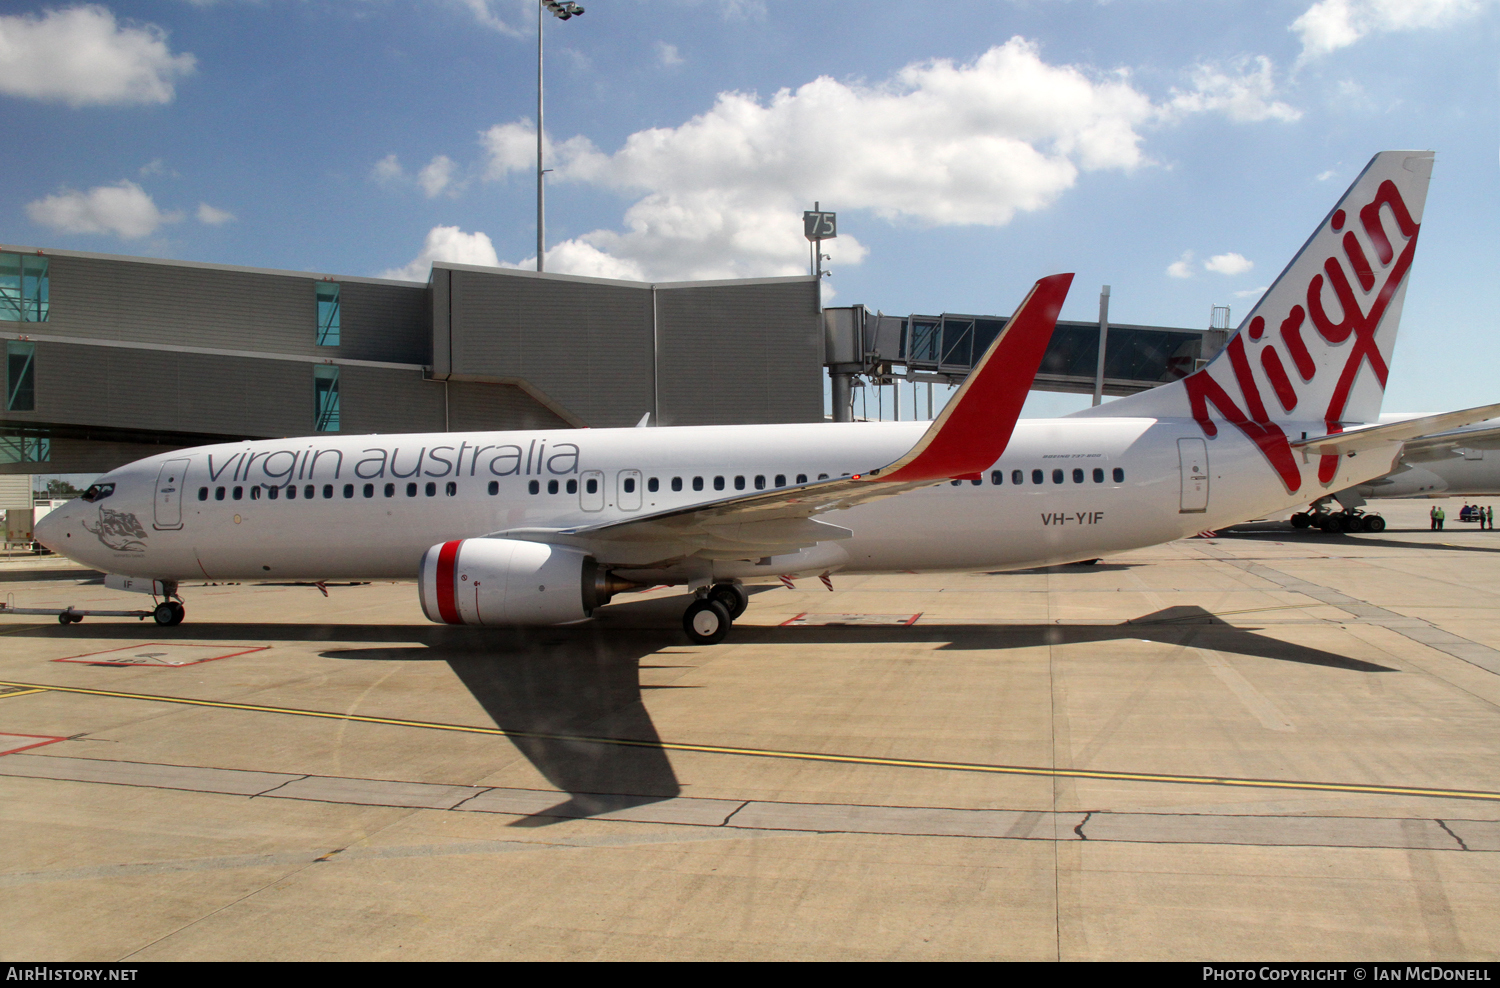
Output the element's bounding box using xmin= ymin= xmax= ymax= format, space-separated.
xmin=1 ymin=247 xmax=825 ymax=476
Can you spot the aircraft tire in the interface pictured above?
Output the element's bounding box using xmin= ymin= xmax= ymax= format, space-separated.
xmin=683 ymin=599 xmax=731 ymax=645
xmin=709 ymin=583 xmax=749 ymax=619
xmin=1366 ymin=515 xmax=1386 ymax=533
xmin=154 ymin=602 xmax=177 ymax=626
xmin=1290 ymin=513 xmax=1311 ymax=529
xmin=1319 ymin=515 xmax=1340 ymax=533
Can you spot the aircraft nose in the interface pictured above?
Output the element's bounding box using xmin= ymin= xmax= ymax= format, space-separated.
xmin=33 ymin=503 xmax=69 ymax=553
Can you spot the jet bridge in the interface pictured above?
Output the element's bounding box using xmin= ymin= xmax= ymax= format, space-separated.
xmin=823 ymin=303 xmax=1229 ymax=421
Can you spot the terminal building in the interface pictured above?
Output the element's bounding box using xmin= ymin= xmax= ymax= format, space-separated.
xmin=0 ymin=243 xmax=1226 ymax=481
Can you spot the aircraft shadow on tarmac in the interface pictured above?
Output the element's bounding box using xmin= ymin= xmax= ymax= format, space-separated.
xmin=9 ymin=594 xmax=1390 ymax=824
xmin=1217 ymin=528 xmax=1500 ymax=555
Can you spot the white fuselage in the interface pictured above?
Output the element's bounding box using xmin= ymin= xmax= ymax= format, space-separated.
xmin=37 ymin=415 xmax=1401 ymax=585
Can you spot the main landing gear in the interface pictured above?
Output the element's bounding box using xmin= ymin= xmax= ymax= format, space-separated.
xmin=1289 ymin=507 xmax=1386 ymax=533
xmin=682 ymin=582 xmax=749 ymax=645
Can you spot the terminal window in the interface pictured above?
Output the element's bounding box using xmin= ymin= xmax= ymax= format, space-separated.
xmin=6 ymin=341 xmax=35 ymax=411
xmin=314 ymin=364 xmax=340 ymax=432
xmin=316 ymin=282 xmax=340 ymax=346
xmin=0 ymin=435 xmax=47 ymax=464
xmin=0 ymin=253 xmax=48 ymax=323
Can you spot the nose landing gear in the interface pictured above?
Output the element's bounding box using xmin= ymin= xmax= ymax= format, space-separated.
xmin=152 ymin=601 xmax=186 ymax=626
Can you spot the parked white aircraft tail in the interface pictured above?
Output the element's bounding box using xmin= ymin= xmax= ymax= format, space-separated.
xmin=1083 ymin=150 xmax=1434 ymax=494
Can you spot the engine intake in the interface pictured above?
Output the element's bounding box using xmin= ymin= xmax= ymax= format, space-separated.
xmin=418 ymin=538 xmax=628 ymax=626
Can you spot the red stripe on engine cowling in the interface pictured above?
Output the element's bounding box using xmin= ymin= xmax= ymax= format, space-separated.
xmin=435 ymin=540 xmax=463 ymax=625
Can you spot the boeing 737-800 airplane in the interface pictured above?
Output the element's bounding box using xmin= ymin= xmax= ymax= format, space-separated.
xmin=31 ymin=150 xmax=1499 ymax=643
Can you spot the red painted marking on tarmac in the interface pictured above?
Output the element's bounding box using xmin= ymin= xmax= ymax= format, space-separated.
xmin=0 ymin=732 xmax=67 ymax=756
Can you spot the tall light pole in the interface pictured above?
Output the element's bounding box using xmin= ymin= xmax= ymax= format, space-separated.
xmin=537 ymin=0 xmax=584 ymax=273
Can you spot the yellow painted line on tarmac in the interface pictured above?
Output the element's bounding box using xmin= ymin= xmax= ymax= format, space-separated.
xmin=5 ymin=679 xmax=1500 ymax=803
xmin=0 ymin=688 xmax=49 ymax=699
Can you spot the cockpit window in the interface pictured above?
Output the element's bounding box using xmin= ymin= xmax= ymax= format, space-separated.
xmin=80 ymin=483 xmax=114 ymax=502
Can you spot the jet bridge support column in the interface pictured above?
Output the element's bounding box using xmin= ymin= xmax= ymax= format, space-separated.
xmin=823 ymin=306 xmax=864 ymax=423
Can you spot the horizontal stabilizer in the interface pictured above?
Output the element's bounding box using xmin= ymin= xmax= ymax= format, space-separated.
xmin=1292 ymin=402 xmax=1500 ymax=456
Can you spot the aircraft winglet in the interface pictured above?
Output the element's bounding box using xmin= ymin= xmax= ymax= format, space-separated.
xmin=870 ymin=273 xmax=1072 ymax=483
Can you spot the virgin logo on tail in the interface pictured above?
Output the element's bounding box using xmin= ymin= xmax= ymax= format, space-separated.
xmin=1184 ymin=176 xmax=1421 ymax=493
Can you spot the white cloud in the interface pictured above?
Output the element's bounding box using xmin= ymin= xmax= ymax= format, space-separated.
xmin=0 ymin=5 xmax=196 ymax=107
xmin=1204 ymin=252 xmax=1254 ymax=275
xmin=380 ymin=225 xmax=499 ymax=282
xmin=656 ymin=41 xmax=683 ymax=67
xmin=418 ymin=155 xmax=459 ymax=197
xmin=196 ymin=203 xmax=235 ymax=226
xmin=1167 ymin=250 xmax=1195 ymax=279
xmin=462 ymin=40 xmax=1305 ymax=281
xmin=481 ymin=39 xmax=1162 ymax=279
xmin=1163 ymin=57 xmax=1301 ymax=123
xmin=372 ymin=153 xmax=404 ymax=183
xmin=1234 ymin=286 xmax=1269 ymax=299
xmin=26 ymin=180 xmax=180 ymax=238
xmin=1316 ymin=168 xmax=1339 ymax=181
xmin=1292 ymin=0 xmax=1493 ymax=59
xmin=504 ymin=241 xmax=648 ymax=282
xmin=452 ymin=0 xmax=525 ymax=38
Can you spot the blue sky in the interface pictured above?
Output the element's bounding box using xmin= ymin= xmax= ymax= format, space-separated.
xmin=2 ymin=0 xmax=1497 ymax=419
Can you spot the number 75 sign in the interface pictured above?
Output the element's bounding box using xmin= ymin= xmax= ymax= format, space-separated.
xmin=803 ymin=210 xmax=836 ymax=241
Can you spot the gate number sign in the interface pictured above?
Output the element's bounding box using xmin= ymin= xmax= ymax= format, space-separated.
xmin=803 ymin=211 xmax=836 ymax=241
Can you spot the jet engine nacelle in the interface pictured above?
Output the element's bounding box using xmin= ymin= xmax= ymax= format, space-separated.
xmin=419 ymin=538 xmax=614 ymax=626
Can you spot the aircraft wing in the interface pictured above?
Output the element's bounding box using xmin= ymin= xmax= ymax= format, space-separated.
xmin=490 ymin=273 xmax=1074 ymax=561
xmin=1291 ymin=402 xmax=1500 ymax=457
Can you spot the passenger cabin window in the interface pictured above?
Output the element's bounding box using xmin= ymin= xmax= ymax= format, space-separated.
xmin=775 ymin=474 xmax=785 ymax=487
xmin=1072 ymin=469 xmax=1084 ymax=483
xmin=991 ymin=471 xmax=1003 ymax=485
xmin=623 ymin=477 xmax=636 ymax=493
xmin=648 ymin=478 xmax=659 ymax=493
xmin=446 ymin=482 xmax=457 ymax=496
xmin=315 ymin=282 xmax=340 ymax=346
xmin=1113 ymin=468 xmax=1125 ymax=482
xmin=671 ymin=477 xmax=683 ymax=492
xmin=586 ymin=478 xmax=598 ymax=494
xmin=1093 ymin=468 xmax=1104 ymax=483
xmin=1052 ymin=469 xmax=1064 ymax=484
xmin=714 ymin=476 xmax=725 ymax=491
xmin=198 ymin=487 xmax=208 ymax=501
xmin=488 ymin=481 xmax=499 ymax=495
xmin=796 ymin=474 xmax=807 ymax=484
xmin=314 ymin=365 xmax=340 ymax=432
xmin=528 ymin=480 xmax=540 ymax=494
xmin=425 ymin=482 xmax=436 ymax=497
xmin=734 ymin=476 xmax=745 ymax=490
xmin=384 ymin=483 xmax=395 ymax=497
xmin=1031 ymin=469 xmax=1043 ymax=485
xmin=232 ymin=486 xmax=243 ymax=500
xmin=0 ymin=253 xmax=48 ymax=323
xmin=754 ymin=475 xmax=765 ymax=490
xmin=566 ymin=479 xmax=577 ymax=494
xmin=1012 ymin=470 xmax=1023 ymax=485
xmin=251 ymin=487 xmax=261 ymax=500
xmin=693 ymin=477 xmax=704 ymax=491
xmin=406 ymin=482 xmax=418 ymax=497
xmin=548 ymin=479 xmax=559 ymax=494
